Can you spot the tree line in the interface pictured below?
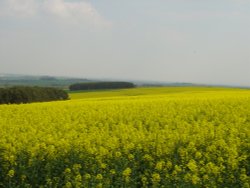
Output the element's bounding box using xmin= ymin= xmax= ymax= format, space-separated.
xmin=0 ymin=86 xmax=69 ymax=104
xmin=69 ymin=82 xmax=136 ymax=91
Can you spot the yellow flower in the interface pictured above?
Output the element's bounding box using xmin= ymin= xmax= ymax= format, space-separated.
xmin=203 ymin=174 xmax=209 ymax=181
xmin=46 ymin=178 xmax=52 ymax=185
xmin=64 ymin=182 xmax=72 ymax=188
xmin=21 ymin=175 xmax=27 ymax=181
xmin=191 ymin=175 xmax=200 ymax=185
xmin=174 ymin=165 xmax=182 ymax=172
xmin=155 ymin=161 xmax=165 ymax=171
xmin=141 ymin=176 xmax=148 ymax=186
xmin=7 ymin=169 xmax=15 ymax=178
xmin=187 ymin=160 xmax=197 ymax=172
xmin=110 ymin=169 xmax=116 ymax=175
xmin=96 ymin=174 xmax=103 ymax=180
xmin=166 ymin=161 xmax=172 ymax=169
xmin=96 ymin=183 xmax=103 ymax=188
xmin=64 ymin=168 xmax=71 ymax=174
xmin=85 ymin=173 xmax=91 ymax=180
xmin=100 ymin=163 xmax=107 ymax=169
xmin=195 ymin=151 xmax=202 ymax=159
xmin=151 ymin=173 xmax=161 ymax=184
xmin=73 ymin=164 xmax=82 ymax=172
xmin=75 ymin=174 xmax=82 ymax=182
xmin=128 ymin=154 xmax=134 ymax=160
xmin=143 ymin=154 xmax=153 ymax=161
xmin=115 ymin=152 xmax=121 ymax=158
xmin=243 ymin=183 xmax=249 ymax=188
xmin=122 ymin=168 xmax=132 ymax=177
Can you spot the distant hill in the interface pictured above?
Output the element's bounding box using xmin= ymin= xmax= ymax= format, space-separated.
xmin=0 ymin=74 xmax=248 ymax=89
xmin=0 ymin=74 xmax=195 ymax=89
xmin=0 ymin=74 xmax=91 ymax=89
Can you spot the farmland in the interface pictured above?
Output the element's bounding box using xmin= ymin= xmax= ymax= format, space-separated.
xmin=0 ymin=87 xmax=249 ymax=187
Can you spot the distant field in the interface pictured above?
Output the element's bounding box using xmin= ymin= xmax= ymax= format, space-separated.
xmin=0 ymin=87 xmax=249 ymax=187
xmin=69 ymin=86 xmax=250 ymax=100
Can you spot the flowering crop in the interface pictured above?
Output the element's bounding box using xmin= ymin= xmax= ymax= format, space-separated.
xmin=0 ymin=87 xmax=249 ymax=187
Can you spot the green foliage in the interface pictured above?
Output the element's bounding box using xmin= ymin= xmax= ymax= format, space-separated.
xmin=69 ymin=82 xmax=136 ymax=91
xmin=0 ymin=86 xmax=69 ymax=104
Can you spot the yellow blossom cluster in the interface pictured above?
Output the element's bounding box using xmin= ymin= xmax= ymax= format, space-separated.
xmin=0 ymin=88 xmax=249 ymax=187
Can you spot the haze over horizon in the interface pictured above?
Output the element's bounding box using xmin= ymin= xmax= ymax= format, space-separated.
xmin=0 ymin=0 xmax=250 ymax=86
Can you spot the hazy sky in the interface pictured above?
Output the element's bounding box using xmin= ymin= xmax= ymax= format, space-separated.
xmin=0 ymin=0 xmax=250 ymax=86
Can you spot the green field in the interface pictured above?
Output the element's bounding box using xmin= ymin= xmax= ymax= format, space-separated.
xmin=0 ymin=87 xmax=249 ymax=187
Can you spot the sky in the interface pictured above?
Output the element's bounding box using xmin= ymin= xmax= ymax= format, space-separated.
xmin=0 ymin=0 xmax=250 ymax=86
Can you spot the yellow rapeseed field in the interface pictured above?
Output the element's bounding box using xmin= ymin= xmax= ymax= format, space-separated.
xmin=0 ymin=87 xmax=249 ymax=187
